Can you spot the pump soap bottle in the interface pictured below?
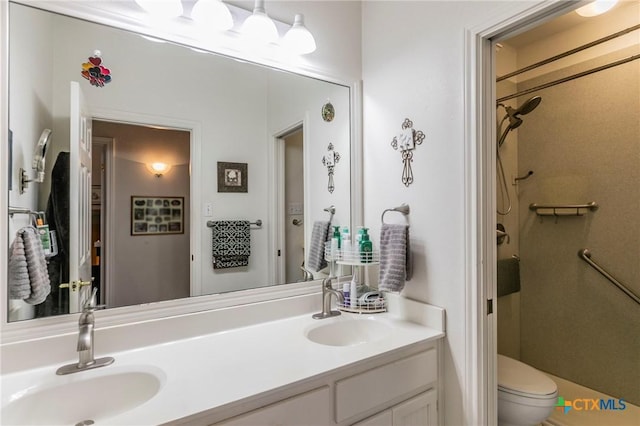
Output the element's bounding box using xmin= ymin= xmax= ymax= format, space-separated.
xmin=359 ymin=227 xmax=373 ymax=263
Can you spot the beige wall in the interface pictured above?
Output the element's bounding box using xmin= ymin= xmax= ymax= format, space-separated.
xmin=516 ymin=49 xmax=640 ymax=404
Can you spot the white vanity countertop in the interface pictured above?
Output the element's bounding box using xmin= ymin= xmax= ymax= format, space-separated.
xmin=0 ymin=308 xmax=444 ymax=425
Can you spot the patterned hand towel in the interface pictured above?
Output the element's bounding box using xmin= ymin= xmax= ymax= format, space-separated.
xmin=211 ymin=220 xmax=251 ymax=269
xmin=378 ymin=223 xmax=412 ymax=293
xmin=307 ymin=221 xmax=330 ymax=272
xmin=9 ymin=227 xmax=51 ymax=304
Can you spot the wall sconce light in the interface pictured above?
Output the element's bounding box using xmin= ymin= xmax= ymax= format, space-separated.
xmin=241 ymin=0 xmax=279 ymax=44
xmin=148 ymin=162 xmax=171 ymax=177
xmin=575 ymin=0 xmax=618 ymax=17
xmin=134 ymin=0 xmax=184 ymax=19
xmin=191 ymin=0 xmax=233 ymax=32
xmin=283 ymin=14 xmax=316 ymax=55
xmin=20 ymin=129 xmax=52 ymax=194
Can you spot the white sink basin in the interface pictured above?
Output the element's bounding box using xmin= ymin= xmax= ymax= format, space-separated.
xmin=306 ymin=317 xmax=392 ymax=346
xmin=2 ymin=367 xmax=164 ymax=425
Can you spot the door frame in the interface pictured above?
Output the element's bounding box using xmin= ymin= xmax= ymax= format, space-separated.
xmin=464 ymin=1 xmax=580 ymax=424
xmin=91 ymin=136 xmax=114 ymax=307
xmin=270 ymin=120 xmax=306 ymax=285
xmin=90 ymin=108 xmax=202 ymax=297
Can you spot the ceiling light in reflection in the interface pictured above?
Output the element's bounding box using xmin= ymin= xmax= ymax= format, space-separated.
xmin=575 ymin=0 xmax=618 ymax=17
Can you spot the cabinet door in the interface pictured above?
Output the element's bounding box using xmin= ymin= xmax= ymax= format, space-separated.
xmin=217 ymin=386 xmax=330 ymax=426
xmin=353 ymin=409 xmax=393 ymax=426
xmin=391 ymin=390 xmax=437 ymax=426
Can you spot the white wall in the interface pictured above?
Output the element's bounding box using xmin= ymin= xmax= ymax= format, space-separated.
xmin=7 ymin=4 xmax=54 ymax=320
xmin=361 ymin=2 xmax=541 ymax=424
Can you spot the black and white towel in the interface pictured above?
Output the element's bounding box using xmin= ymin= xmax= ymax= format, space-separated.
xmin=307 ymin=221 xmax=330 ymax=272
xmin=378 ymin=223 xmax=412 ymax=293
xmin=8 ymin=226 xmax=51 ymax=304
xmin=210 ymin=220 xmax=251 ymax=269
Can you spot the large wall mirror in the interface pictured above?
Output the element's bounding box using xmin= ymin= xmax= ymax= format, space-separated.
xmin=6 ymin=1 xmax=354 ymax=325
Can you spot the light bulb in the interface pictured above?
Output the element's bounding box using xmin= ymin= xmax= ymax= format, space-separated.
xmin=191 ymin=0 xmax=234 ymax=31
xmin=575 ymin=0 xmax=618 ymax=17
xmin=241 ymin=0 xmax=278 ymax=44
xmin=148 ymin=162 xmax=171 ymax=177
xmin=283 ymin=14 xmax=316 ymax=55
xmin=134 ymin=0 xmax=184 ymax=19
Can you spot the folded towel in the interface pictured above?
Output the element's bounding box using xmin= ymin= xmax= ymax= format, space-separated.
xmin=8 ymin=227 xmax=51 ymax=304
xmin=211 ymin=220 xmax=251 ymax=269
xmin=307 ymin=221 xmax=331 ymax=272
xmin=378 ymin=223 xmax=411 ymax=293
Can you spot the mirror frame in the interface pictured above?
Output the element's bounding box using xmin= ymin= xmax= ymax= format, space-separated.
xmin=0 ymin=0 xmax=363 ymax=344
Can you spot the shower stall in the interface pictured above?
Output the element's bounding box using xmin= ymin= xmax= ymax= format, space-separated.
xmin=495 ymin=10 xmax=640 ymax=422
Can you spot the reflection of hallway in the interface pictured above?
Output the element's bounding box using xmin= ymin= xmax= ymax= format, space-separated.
xmin=92 ymin=120 xmax=190 ymax=309
xmin=284 ymin=129 xmax=305 ymax=283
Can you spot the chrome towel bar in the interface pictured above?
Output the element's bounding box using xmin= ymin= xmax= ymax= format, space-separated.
xmin=207 ymin=219 xmax=262 ymax=228
xmin=578 ymin=248 xmax=639 ymax=305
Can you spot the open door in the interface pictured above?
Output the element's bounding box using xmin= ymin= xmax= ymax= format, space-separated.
xmin=68 ymin=81 xmax=93 ymax=313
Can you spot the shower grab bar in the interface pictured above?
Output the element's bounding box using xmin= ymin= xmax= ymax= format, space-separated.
xmin=578 ymin=249 xmax=640 ymax=305
xmin=529 ymin=202 xmax=598 ymax=216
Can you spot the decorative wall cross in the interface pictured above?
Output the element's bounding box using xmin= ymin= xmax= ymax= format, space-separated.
xmin=322 ymin=143 xmax=340 ymax=193
xmin=391 ymin=118 xmax=425 ymax=187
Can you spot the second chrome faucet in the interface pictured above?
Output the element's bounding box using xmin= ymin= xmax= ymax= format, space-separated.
xmin=312 ymin=277 xmax=344 ymax=319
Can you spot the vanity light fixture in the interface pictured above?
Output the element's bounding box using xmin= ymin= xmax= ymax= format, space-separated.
xmin=191 ymin=0 xmax=233 ymax=32
xmin=134 ymin=0 xmax=184 ymax=19
xmin=148 ymin=162 xmax=171 ymax=177
xmin=575 ymin=0 xmax=618 ymax=17
xmin=241 ymin=0 xmax=279 ymax=44
xmin=283 ymin=14 xmax=316 ymax=55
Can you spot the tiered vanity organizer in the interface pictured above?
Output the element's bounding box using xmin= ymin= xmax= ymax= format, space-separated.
xmin=325 ymin=243 xmax=386 ymax=314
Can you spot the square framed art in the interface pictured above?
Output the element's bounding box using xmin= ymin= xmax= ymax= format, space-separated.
xmin=217 ymin=162 xmax=247 ymax=193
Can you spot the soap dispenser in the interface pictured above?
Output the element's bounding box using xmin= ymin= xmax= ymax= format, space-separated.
xmin=359 ymin=227 xmax=373 ymax=263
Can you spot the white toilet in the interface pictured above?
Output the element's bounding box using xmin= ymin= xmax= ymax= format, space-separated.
xmin=497 ymin=354 xmax=558 ymax=426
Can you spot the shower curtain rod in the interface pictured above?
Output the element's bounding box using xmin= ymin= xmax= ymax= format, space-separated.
xmin=496 ymin=53 xmax=640 ymax=103
xmin=496 ymin=24 xmax=640 ymax=83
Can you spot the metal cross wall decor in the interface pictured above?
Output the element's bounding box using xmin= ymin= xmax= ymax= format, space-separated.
xmin=322 ymin=143 xmax=341 ymax=193
xmin=391 ymin=118 xmax=425 ymax=187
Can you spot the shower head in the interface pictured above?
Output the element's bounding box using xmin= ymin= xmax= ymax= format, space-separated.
xmin=497 ymin=96 xmax=542 ymax=148
xmin=505 ymin=96 xmax=542 ymax=126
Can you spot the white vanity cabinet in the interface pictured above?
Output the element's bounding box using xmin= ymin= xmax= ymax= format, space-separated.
xmin=354 ymin=390 xmax=438 ymax=426
xmin=216 ymin=386 xmax=332 ymax=426
xmin=209 ymin=343 xmax=440 ymax=426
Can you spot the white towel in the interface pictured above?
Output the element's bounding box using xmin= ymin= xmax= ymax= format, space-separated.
xmin=307 ymin=221 xmax=330 ymax=272
xmin=378 ymin=223 xmax=412 ymax=293
xmin=8 ymin=227 xmax=51 ymax=305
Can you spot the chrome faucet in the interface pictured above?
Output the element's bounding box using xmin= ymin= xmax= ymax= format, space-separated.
xmin=56 ymin=288 xmax=114 ymax=375
xmin=312 ymin=277 xmax=344 ymax=319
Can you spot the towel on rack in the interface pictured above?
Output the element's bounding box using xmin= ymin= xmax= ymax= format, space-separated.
xmin=378 ymin=223 xmax=412 ymax=293
xmin=307 ymin=221 xmax=331 ymax=272
xmin=210 ymin=220 xmax=251 ymax=269
xmin=8 ymin=226 xmax=51 ymax=304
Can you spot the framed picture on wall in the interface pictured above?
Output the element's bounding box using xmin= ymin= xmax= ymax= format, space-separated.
xmin=217 ymin=162 xmax=248 ymax=193
xmin=131 ymin=196 xmax=184 ymax=235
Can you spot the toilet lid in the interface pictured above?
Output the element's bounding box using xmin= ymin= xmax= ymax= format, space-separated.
xmin=498 ymin=355 xmax=557 ymax=397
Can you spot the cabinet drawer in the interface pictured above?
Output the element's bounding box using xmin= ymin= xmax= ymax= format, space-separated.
xmin=217 ymin=386 xmax=331 ymax=426
xmin=335 ymin=349 xmax=437 ymax=422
